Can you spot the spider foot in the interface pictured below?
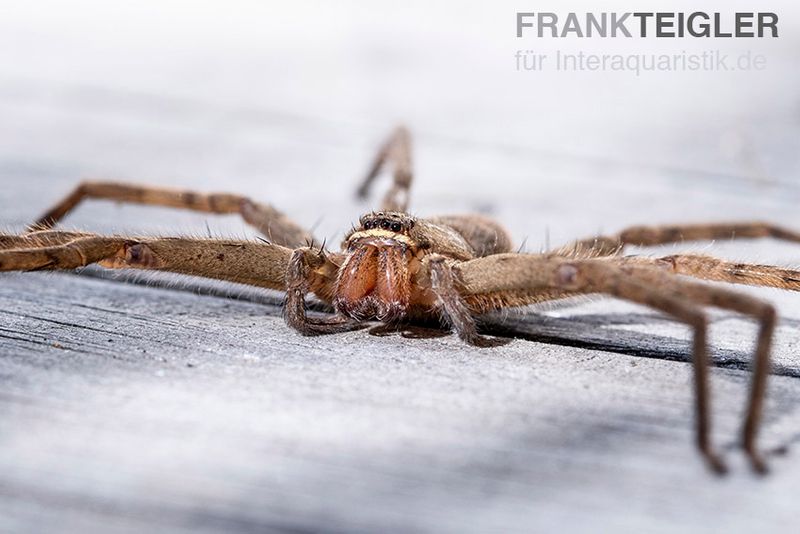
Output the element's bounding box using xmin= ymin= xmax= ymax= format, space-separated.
xmin=744 ymin=445 xmax=770 ymax=475
xmin=700 ymin=447 xmax=729 ymax=476
xmin=294 ymin=314 xmax=366 ymax=336
xmin=466 ymin=333 xmax=510 ymax=348
xmin=454 ymin=325 xmax=511 ymax=348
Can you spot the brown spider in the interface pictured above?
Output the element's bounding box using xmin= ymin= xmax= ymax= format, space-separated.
xmin=2 ymin=126 xmax=799 ymax=475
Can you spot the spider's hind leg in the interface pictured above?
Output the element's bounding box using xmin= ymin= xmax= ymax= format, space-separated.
xmin=356 ymin=125 xmax=413 ymax=212
xmin=556 ymin=221 xmax=800 ymax=258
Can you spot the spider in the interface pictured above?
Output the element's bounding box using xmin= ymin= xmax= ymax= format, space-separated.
xmin=2 ymin=126 xmax=799 ymax=475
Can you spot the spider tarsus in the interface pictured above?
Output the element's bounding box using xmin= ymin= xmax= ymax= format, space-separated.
xmin=748 ymin=455 xmax=769 ymax=475
xmin=460 ymin=331 xmax=508 ymax=348
xmin=295 ymin=316 xmax=364 ymax=336
xmin=744 ymin=444 xmax=770 ymax=475
xmin=705 ymin=452 xmax=729 ymax=476
xmin=356 ymin=185 xmax=370 ymax=199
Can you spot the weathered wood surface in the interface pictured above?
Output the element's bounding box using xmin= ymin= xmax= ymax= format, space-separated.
xmin=2 ymin=2 xmax=800 ymax=533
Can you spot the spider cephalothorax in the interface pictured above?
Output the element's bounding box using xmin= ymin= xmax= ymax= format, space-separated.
xmin=4 ymin=125 xmax=800 ymax=474
xmin=333 ymin=211 xmax=513 ymax=322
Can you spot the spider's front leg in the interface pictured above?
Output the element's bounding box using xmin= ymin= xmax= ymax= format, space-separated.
xmin=440 ymin=254 xmax=755 ymax=473
xmin=609 ymin=258 xmax=778 ymax=473
xmin=0 ymin=230 xmax=364 ymax=335
xmin=0 ymin=231 xmax=293 ymax=290
xmin=356 ymin=125 xmax=413 ymax=212
xmin=0 ymin=230 xmax=93 ymax=250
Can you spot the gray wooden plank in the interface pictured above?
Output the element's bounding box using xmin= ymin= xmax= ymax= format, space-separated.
xmin=2 ymin=272 xmax=800 ymax=534
xmin=3 ymin=267 xmax=800 ymax=534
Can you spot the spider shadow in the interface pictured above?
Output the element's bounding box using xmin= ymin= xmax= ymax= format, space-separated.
xmin=368 ymin=323 xmax=449 ymax=339
xmin=367 ymin=323 xmax=510 ymax=347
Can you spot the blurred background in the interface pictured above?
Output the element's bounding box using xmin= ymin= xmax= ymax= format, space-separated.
xmin=1 ymin=0 xmax=798 ymax=246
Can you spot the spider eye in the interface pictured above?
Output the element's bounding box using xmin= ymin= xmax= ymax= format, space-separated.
xmin=390 ymin=222 xmax=401 ymax=232
xmin=381 ymin=220 xmax=390 ymax=230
